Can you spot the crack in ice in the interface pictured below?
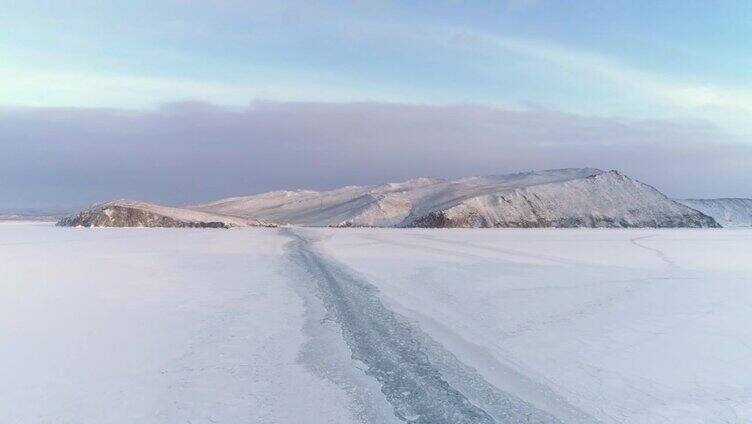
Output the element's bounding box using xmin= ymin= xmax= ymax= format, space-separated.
xmin=283 ymin=228 xmax=566 ymax=424
xmin=630 ymin=235 xmax=675 ymax=268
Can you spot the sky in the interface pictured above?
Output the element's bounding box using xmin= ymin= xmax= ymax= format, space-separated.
xmin=1 ymin=1 xmax=751 ymax=210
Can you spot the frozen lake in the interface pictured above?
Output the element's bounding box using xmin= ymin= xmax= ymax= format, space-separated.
xmin=2 ymin=222 xmax=751 ymax=423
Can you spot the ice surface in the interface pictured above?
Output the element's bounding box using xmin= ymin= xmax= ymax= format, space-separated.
xmin=0 ymin=223 xmax=381 ymax=423
xmin=2 ymin=222 xmax=751 ymax=423
xmin=315 ymin=227 xmax=752 ymax=423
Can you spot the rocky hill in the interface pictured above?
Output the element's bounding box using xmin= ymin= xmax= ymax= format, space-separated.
xmin=57 ymin=200 xmax=267 ymax=228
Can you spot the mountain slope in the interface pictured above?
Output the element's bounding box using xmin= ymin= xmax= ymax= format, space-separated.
xmin=409 ymin=171 xmax=718 ymax=228
xmin=191 ymin=170 xmax=606 ymax=227
xmin=58 ymin=200 xmax=267 ymax=228
xmin=191 ymin=177 xmax=443 ymax=227
xmin=676 ymin=198 xmax=752 ymax=227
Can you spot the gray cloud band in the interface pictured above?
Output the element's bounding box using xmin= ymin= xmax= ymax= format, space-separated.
xmin=1 ymin=101 xmax=749 ymax=210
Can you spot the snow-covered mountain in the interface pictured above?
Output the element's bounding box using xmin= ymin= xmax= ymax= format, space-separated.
xmin=676 ymin=198 xmax=752 ymax=227
xmin=59 ymin=169 xmax=721 ymax=228
xmin=57 ymin=199 xmax=267 ymax=228
xmin=189 ymin=168 xmax=717 ymax=228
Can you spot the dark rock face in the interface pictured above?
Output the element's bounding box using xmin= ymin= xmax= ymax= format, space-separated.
xmin=57 ymin=205 xmax=231 ymax=228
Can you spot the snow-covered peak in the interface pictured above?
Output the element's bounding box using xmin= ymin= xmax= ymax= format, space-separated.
xmin=404 ymin=170 xmax=718 ymax=228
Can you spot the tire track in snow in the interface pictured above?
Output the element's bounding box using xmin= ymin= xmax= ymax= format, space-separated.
xmin=282 ymin=228 xmax=566 ymax=424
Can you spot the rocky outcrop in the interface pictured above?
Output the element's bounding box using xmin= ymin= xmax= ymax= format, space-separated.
xmin=57 ymin=200 xmax=266 ymax=228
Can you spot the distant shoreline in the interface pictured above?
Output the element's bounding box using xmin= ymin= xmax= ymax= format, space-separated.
xmin=0 ymin=215 xmax=63 ymax=222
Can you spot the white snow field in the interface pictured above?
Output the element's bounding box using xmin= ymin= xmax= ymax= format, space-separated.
xmin=2 ymin=222 xmax=752 ymax=423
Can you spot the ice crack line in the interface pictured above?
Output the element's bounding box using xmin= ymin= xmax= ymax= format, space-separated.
xmin=630 ymin=235 xmax=675 ymax=268
xmin=282 ymin=228 xmax=565 ymax=424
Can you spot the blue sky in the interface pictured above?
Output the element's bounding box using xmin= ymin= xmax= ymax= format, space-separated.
xmin=3 ymin=1 xmax=751 ymax=133
xmin=1 ymin=1 xmax=751 ymax=208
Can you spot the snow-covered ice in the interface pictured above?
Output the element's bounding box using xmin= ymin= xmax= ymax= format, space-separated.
xmin=0 ymin=223 xmax=388 ymax=424
xmin=315 ymin=227 xmax=752 ymax=423
xmin=2 ymin=222 xmax=751 ymax=423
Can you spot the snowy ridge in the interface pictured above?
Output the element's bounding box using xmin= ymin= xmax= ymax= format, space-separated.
xmin=58 ymin=199 xmax=267 ymax=228
xmin=192 ymin=177 xmax=445 ymax=227
xmin=191 ymin=168 xmax=717 ymax=228
xmin=191 ymin=169 xmax=611 ymax=227
xmin=61 ymin=169 xmax=721 ymax=228
xmin=676 ymin=198 xmax=752 ymax=227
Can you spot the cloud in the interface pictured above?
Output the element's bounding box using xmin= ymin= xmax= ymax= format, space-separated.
xmin=4 ymin=3 xmax=751 ymax=139
xmin=447 ymin=30 xmax=752 ymax=134
xmin=1 ymin=101 xmax=750 ymax=210
xmin=0 ymin=68 xmax=413 ymax=109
